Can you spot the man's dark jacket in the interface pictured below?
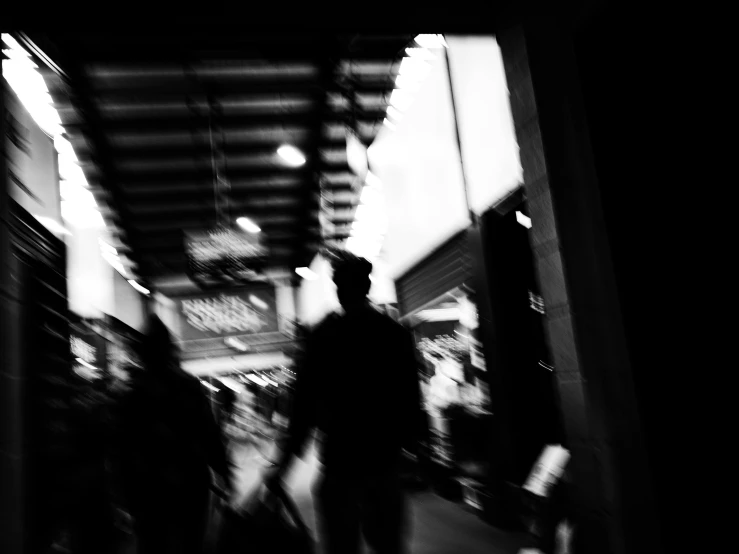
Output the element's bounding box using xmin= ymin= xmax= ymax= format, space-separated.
xmin=282 ymin=306 xmax=428 ymax=478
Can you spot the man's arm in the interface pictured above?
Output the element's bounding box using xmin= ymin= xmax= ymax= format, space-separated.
xmin=268 ymin=329 xmax=319 ymax=480
xmin=201 ymin=384 xmax=233 ymax=483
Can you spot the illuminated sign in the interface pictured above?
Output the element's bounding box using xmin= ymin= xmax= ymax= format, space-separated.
xmin=418 ymin=334 xmax=466 ymax=360
xmin=70 ymin=328 xmax=107 ymax=381
xmin=177 ymin=287 xmax=279 ymax=342
xmin=184 ymin=227 xmax=268 ymax=284
xmin=182 ymin=295 xmax=266 ymax=334
xmin=529 ymin=291 xmax=545 ymax=314
xmin=71 ymin=336 xmax=96 ymax=363
xmin=187 ymin=228 xmax=266 ymax=262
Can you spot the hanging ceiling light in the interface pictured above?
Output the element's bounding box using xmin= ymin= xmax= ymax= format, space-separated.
xmin=277 ymin=144 xmax=306 ymax=167
xmin=236 ymin=217 xmax=261 ymax=233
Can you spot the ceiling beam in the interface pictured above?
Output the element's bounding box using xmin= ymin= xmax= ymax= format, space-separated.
xmin=76 ymin=138 xmax=352 ymax=163
xmin=63 ymin=108 xmax=387 ymax=135
xmin=104 ymin=164 xmax=352 ymax=182
xmin=51 ymin=75 xmax=395 ymax=100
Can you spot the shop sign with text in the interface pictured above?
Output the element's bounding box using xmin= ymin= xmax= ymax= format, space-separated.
xmin=184 ymin=227 xmax=268 ymax=283
xmin=177 ymin=287 xmax=279 ymax=342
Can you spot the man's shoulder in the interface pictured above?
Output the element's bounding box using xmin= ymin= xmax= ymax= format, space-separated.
xmin=376 ymin=311 xmax=408 ymax=333
xmin=312 ymin=312 xmax=343 ymax=332
xmin=311 ymin=308 xmax=410 ymax=337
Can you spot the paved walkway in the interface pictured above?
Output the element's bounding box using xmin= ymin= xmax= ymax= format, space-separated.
xmin=117 ymin=440 xmax=527 ymax=554
xmin=234 ymin=441 xmax=527 ymax=554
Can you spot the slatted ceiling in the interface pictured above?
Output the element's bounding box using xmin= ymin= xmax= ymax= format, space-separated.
xmin=122 ymin=197 xmax=306 ymax=214
xmin=110 ymin=167 xmax=309 ymax=184
xmin=331 ymin=190 xmax=356 ymax=203
xmin=80 ymin=80 xmax=390 ymax=98
xmin=94 ymin=95 xmax=318 ymax=117
xmin=79 ymin=114 xmax=361 ymax=134
xmin=120 ymin=178 xmax=305 ymax=196
xmin=27 ymin=31 xmax=410 ymax=282
xmin=85 ymin=61 xmax=321 ymax=79
xmin=131 ymin=215 xmax=303 ymax=232
xmin=120 ymin=190 xmax=306 ymax=206
xmin=85 ymin=108 xmax=387 ymax=130
xmin=99 ymin=141 xmax=349 ymax=163
xmin=322 ymin=171 xmax=357 ymax=184
xmin=102 ymin=127 xmax=318 ymax=147
xmin=320 ymin=150 xmax=349 ymax=164
xmin=115 ymin=151 xmax=319 ymax=172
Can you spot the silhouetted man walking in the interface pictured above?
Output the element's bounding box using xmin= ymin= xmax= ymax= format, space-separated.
xmin=265 ymin=251 xmax=428 ymax=554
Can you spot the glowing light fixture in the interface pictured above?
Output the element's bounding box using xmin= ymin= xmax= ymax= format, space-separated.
xmin=236 ymin=216 xmax=261 ymax=233
xmin=224 ymin=336 xmax=249 ymax=352
xmin=516 ymin=211 xmax=532 ymax=229
xmin=247 ymin=373 xmax=268 ymax=387
xmin=249 ymin=294 xmax=268 ymax=311
xmin=128 ymin=280 xmax=150 ymax=296
xmin=200 ymin=380 xmax=220 ymax=392
xmin=220 ymin=376 xmax=243 ymax=392
xmin=295 ymin=267 xmax=318 ymax=281
xmin=277 ymin=144 xmax=306 ymax=167
xmin=75 ymin=357 xmax=96 ymax=370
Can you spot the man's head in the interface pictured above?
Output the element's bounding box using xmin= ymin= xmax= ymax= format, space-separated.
xmin=139 ymin=314 xmax=177 ymax=371
xmin=331 ymin=251 xmax=373 ymax=312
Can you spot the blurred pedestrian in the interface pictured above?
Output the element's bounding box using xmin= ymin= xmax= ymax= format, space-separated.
xmin=264 ymin=251 xmax=430 ymax=554
xmin=118 ymin=315 xmax=235 ymax=554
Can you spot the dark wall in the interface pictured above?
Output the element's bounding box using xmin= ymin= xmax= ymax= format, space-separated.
xmin=570 ymin=10 xmax=676 ymax=539
xmin=479 ymin=207 xmax=563 ymax=485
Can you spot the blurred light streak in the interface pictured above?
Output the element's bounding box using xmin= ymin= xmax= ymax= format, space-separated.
xmin=296 ymin=267 xmax=318 ymax=280
xmin=127 ymin=280 xmax=150 ymax=295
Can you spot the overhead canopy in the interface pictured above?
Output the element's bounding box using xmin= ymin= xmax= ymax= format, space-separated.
xmin=19 ymin=31 xmax=412 ymax=294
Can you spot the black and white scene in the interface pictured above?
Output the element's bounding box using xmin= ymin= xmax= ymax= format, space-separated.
xmin=1 ymin=7 xmax=675 ymax=554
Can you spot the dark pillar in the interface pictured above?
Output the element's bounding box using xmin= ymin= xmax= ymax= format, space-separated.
xmin=0 ymin=79 xmax=25 ymax=554
xmin=496 ymin=21 xmax=663 ymax=554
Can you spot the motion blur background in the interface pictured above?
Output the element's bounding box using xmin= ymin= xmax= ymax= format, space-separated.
xmin=2 ymin=4 xmax=682 ymax=553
